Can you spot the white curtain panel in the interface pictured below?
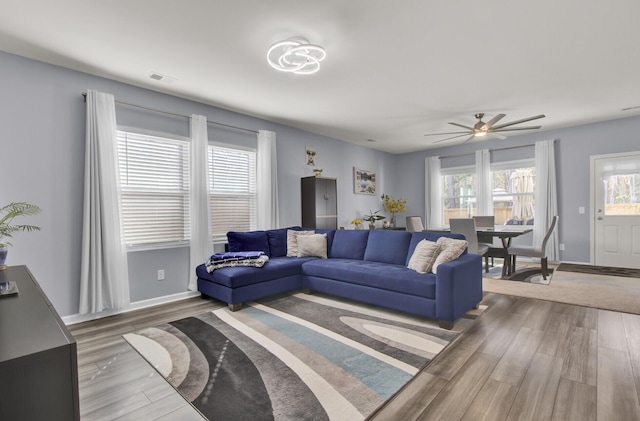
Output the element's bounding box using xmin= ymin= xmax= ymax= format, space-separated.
xmin=534 ymin=139 xmax=559 ymax=261
xmin=79 ymin=90 xmax=130 ymax=315
xmin=257 ymin=130 xmax=279 ymax=229
xmin=189 ymin=115 xmax=212 ymax=291
xmin=476 ymin=149 xmax=493 ymax=216
xmin=425 ymin=156 xmax=443 ymax=228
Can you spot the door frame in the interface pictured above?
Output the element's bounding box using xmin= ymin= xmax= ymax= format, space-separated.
xmin=589 ymin=150 xmax=640 ymax=265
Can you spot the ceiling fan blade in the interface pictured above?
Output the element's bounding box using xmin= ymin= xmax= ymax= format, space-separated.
xmin=492 ymin=125 xmax=542 ymax=132
xmin=491 ymin=114 xmax=545 ymax=130
xmin=462 ymin=134 xmax=476 ymax=144
xmin=424 ymin=130 xmax=471 ymax=137
xmin=487 ymin=132 xmax=507 ymax=140
xmin=448 ymin=122 xmax=475 ymax=131
xmin=432 ymin=134 xmax=471 ymax=143
xmin=481 ymin=113 xmax=506 ymax=130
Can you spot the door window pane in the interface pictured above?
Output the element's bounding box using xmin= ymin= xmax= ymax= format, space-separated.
xmin=603 ymin=173 xmax=640 ymax=216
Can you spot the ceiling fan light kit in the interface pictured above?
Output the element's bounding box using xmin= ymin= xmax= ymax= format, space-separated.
xmin=267 ymin=37 xmax=326 ymax=75
xmin=424 ymin=112 xmax=546 ymax=144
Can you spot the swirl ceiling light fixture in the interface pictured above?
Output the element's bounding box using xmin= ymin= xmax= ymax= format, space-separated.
xmin=267 ymin=37 xmax=326 ymax=75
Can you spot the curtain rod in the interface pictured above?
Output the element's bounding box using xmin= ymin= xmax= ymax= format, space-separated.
xmin=81 ymin=93 xmax=258 ymax=134
xmin=438 ymin=143 xmax=535 ymax=160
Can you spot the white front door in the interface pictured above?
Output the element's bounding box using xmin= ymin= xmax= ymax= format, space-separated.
xmin=592 ymin=152 xmax=640 ymax=268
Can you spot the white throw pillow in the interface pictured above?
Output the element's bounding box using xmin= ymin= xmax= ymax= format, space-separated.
xmin=407 ymin=239 xmax=441 ymax=273
xmin=286 ymin=229 xmax=315 ymax=257
xmin=296 ymin=233 xmax=328 ymax=259
xmin=431 ymin=237 xmax=468 ymax=274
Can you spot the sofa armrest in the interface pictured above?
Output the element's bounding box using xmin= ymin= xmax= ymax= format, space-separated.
xmin=434 ymin=253 xmax=483 ymax=323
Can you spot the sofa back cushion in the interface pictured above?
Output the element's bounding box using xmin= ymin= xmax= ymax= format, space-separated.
xmin=228 ymin=230 xmax=271 ymax=256
xmin=330 ymin=230 xmax=370 ymax=260
xmin=266 ymin=226 xmax=302 ymax=257
xmin=315 ymin=229 xmax=336 ymax=252
xmin=406 ymin=232 xmax=467 ymax=265
xmin=364 ymin=230 xmax=412 ymax=265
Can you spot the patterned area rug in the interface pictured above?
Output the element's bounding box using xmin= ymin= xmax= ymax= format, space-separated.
xmin=557 ymin=263 xmax=640 ymax=278
xmin=124 ymin=293 xmax=484 ymax=421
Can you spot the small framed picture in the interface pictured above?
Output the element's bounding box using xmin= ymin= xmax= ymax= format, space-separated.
xmin=354 ymin=167 xmax=376 ymax=195
xmin=305 ymin=146 xmax=317 ymax=166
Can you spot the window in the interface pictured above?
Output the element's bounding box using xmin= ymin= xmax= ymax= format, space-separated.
xmin=602 ymin=173 xmax=640 ymax=216
xmin=441 ymin=166 xmax=476 ymax=224
xmin=491 ymin=160 xmax=535 ymax=225
xmin=208 ymin=144 xmax=257 ymax=243
xmin=117 ymin=131 xmax=190 ymax=247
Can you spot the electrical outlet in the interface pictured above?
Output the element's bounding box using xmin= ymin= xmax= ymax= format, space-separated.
xmin=157 ymin=269 xmax=165 ymax=280
xmin=578 ymin=207 xmax=585 ymax=214
xmin=559 ymin=244 xmax=565 ymax=251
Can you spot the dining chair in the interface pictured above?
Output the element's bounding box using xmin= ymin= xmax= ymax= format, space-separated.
xmin=449 ymin=218 xmax=490 ymax=271
xmin=473 ymin=215 xmax=495 ymax=229
xmin=507 ymin=215 xmax=559 ymax=280
xmin=473 ymin=215 xmax=496 ymax=267
xmin=405 ymin=216 xmax=425 ymax=232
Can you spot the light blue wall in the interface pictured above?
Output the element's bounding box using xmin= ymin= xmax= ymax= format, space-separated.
xmin=3 ymin=49 xmax=639 ymax=316
xmin=0 ymin=51 xmax=396 ymax=316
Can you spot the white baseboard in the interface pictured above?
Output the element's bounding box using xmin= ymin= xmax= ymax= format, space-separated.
xmin=62 ymin=290 xmax=201 ymax=326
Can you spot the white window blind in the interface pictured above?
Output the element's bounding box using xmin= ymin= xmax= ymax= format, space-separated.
xmin=117 ymin=131 xmax=190 ymax=247
xmin=208 ymin=145 xmax=257 ymax=243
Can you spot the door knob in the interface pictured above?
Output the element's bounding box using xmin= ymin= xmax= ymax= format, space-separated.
xmin=597 ymin=216 xmax=603 ymax=220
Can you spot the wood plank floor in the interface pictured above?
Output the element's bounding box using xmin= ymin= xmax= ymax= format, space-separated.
xmin=69 ymin=292 xmax=640 ymax=420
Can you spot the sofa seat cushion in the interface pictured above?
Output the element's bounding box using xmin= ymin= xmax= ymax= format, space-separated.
xmin=301 ymin=259 xmax=436 ymax=299
xmin=197 ymin=256 xmax=313 ymax=288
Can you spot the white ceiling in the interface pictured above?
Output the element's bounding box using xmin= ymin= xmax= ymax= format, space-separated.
xmin=2 ymin=1 xmax=640 ymax=154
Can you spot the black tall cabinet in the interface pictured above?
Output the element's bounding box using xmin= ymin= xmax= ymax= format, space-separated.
xmin=301 ymin=176 xmax=338 ymax=229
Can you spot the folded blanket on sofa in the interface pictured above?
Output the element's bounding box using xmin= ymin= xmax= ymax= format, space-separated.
xmin=205 ymin=251 xmax=269 ymax=273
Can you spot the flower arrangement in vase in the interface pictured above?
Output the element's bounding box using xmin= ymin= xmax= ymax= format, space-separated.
xmin=381 ymin=194 xmax=407 ymax=228
xmin=362 ymin=210 xmax=385 ymax=230
xmin=350 ymin=217 xmax=363 ymax=230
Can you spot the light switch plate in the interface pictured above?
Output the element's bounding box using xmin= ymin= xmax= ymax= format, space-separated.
xmin=578 ymin=206 xmax=585 ymax=214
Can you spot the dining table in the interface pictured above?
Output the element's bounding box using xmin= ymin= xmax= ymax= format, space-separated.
xmin=427 ymin=226 xmax=533 ymax=278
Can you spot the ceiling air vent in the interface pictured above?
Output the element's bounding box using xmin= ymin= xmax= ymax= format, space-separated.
xmin=148 ymin=72 xmax=177 ymax=84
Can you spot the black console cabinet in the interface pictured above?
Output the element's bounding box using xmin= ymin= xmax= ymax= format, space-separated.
xmin=0 ymin=266 xmax=80 ymax=420
xmin=301 ymin=176 xmax=338 ymax=229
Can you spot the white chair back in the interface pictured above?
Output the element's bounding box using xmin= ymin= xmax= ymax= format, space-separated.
xmin=449 ymin=218 xmax=480 ymax=254
xmin=473 ymin=215 xmax=495 ymax=229
xmin=405 ymin=216 xmax=424 ymax=232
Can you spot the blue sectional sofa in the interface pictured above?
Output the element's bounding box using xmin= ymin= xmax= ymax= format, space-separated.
xmin=196 ymin=227 xmax=483 ymax=329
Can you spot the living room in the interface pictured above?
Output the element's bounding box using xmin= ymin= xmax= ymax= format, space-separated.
xmin=3 ymin=53 xmax=640 ymax=320
xmin=2 ymin=2 xmax=640 ymax=420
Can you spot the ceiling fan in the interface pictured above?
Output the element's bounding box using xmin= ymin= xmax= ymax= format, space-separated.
xmin=424 ymin=113 xmax=545 ymax=144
